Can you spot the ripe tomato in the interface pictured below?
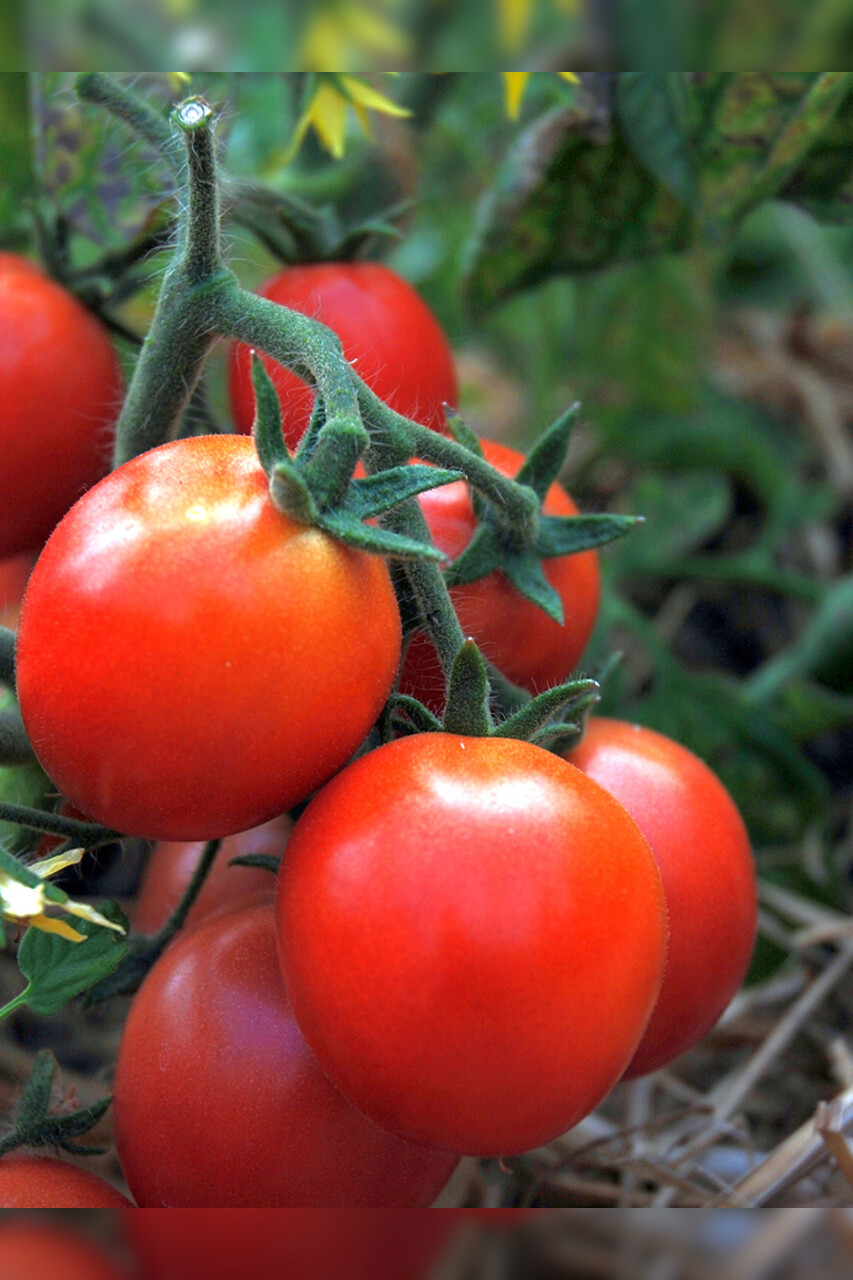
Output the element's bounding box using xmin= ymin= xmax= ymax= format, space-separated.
xmin=0 ymin=254 xmax=122 ymax=560
xmin=16 ymin=434 xmax=401 ymax=840
xmin=0 ymin=1225 xmax=128 ymax=1280
xmin=0 ymin=1154 xmax=132 ymax=1207
xmin=228 ymin=262 xmax=458 ymax=448
xmin=276 ymin=733 xmax=667 ymax=1156
xmin=567 ymin=718 xmax=758 ymax=1077
xmin=113 ymin=899 xmax=458 ymax=1207
xmin=124 ymin=1211 xmax=454 ymax=1280
xmin=131 ymin=814 xmax=290 ymax=935
xmin=399 ymin=440 xmax=601 ymax=711
xmin=0 ymin=554 xmax=34 ymax=630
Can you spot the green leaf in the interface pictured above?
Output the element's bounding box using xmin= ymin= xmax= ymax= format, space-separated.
xmin=0 ymin=73 xmax=33 ymax=244
xmin=617 ymin=73 xmax=697 ymax=206
xmin=17 ymin=901 xmax=128 ymax=1017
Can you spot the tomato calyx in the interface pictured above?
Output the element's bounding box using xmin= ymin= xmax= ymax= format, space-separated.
xmin=251 ymin=356 xmax=462 ymax=561
xmin=390 ymin=639 xmax=600 ymax=745
xmin=444 ymin=407 xmax=641 ymax=623
xmin=0 ymin=1049 xmax=112 ymax=1159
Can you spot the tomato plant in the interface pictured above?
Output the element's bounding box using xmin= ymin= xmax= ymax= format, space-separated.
xmin=0 ymin=254 xmax=122 ymax=560
xmin=229 ymin=262 xmax=458 ymax=448
xmin=0 ymin=1224 xmax=128 ymax=1280
xmin=124 ymin=1211 xmax=455 ymax=1280
xmin=131 ymin=814 xmax=290 ymax=935
xmin=16 ymin=434 xmax=402 ymax=840
xmin=567 ymin=718 xmax=758 ymax=1077
xmin=276 ymin=733 xmax=668 ymax=1156
xmin=399 ymin=439 xmax=601 ymax=710
xmin=113 ymin=899 xmax=458 ymax=1206
xmin=0 ymin=1153 xmax=132 ymax=1207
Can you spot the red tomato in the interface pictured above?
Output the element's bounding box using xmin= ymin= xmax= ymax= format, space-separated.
xmin=0 ymin=1224 xmax=128 ymax=1280
xmin=16 ymin=434 xmax=401 ymax=840
xmin=276 ymin=733 xmax=667 ymax=1156
xmin=228 ymin=262 xmax=458 ymax=448
xmin=0 ymin=554 xmax=35 ymax=630
xmin=131 ymin=814 xmax=291 ymax=935
xmin=0 ymin=254 xmax=122 ymax=559
xmin=124 ymin=1211 xmax=454 ymax=1280
xmin=113 ymin=900 xmax=458 ymax=1207
xmin=399 ymin=440 xmax=600 ymax=711
xmin=567 ymin=718 xmax=758 ymax=1077
xmin=0 ymin=1154 xmax=132 ymax=1207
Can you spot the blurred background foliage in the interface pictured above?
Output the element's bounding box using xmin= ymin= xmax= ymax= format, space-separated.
xmin=1 ymin=65 xmax=852 ymax=980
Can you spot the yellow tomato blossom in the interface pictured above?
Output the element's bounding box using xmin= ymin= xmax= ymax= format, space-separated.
xmin=0 ymin=849 xmax=125 ymax=943
xmin=301 ymin=3 xmax=409 ymax=69
xmin=289 ymin=74 xmax=411 ymax=161
xmin=503 ymin=71 xmax=580 ymax=120
xmin=498 ymin=0 xmax=580 ymax=50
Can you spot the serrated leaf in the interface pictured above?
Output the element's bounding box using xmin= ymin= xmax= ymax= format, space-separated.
xmin=348 ymin=466 xmax=463 ymax=519
xmin=617 ymin=73 xmax=697 ymax=206
xmin=17 ymin=901 xmax=128 ymax=1017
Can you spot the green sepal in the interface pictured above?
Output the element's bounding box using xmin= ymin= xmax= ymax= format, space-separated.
xmin=317 ymin=509 xmax=447 ymax=560
xmin=251 ymin=353 xmax=291 ymax=474
xmin=294 ymin=394 xmax=328 ymax=463
xmin=515 ymin=404 xmax=580 ymax=502
xmin=14 ymin=901 xmax=129 ymax=1018
xmin=441 ymin=641 xmax=493 ymax=738
xmin=445 ymin=412 xmax=484 ymax=456
xmin=530 ymin=721 xmax=588 ymax=752
xmin=387 ymin=694 xmax=444 ymax=735
xmin=347 ymin=466 xmax=463 ymax=519
xmin=0 ymin=1050 xmax=112 ymax=1159
xmin=502 ymin=552 xmax=565 ymax=624
xmin=494 ymin=679 xmax=600 ymax=742
xmin=228 ymin=854 xmax=280 ymax=874
xmin=536 ymin=513 xmax=643 ymax=557
xmin=269 ymin=460 xmax=319 ymax=524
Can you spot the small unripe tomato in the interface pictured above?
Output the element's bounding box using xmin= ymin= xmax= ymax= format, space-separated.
xmin=567 ymin=718 xmax=758 ymax=1077
xmin=0 ymin=1154 xmax=132 ymax=1207
xmin=0 ymin=253 xmax=122 ymax=559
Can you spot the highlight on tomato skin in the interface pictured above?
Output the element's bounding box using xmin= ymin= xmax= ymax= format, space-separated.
xmin=228 ymin=261 xmax=459 ymax=449
xmin=131 ymin=814 xmax=291 ymax=935
xmin=113 ymin=900 xmax=459 ymax=1208
xmin=15 ymin=433 xmax=403 ymax=842
xmin=0 ymin=1222 xmax=130 ymax=1280
xmin=567 ymin=717 xmax=759 ymax=1078
xmin=398 ymin=438 xmax=601 ymax=713
xmin=0 ymin=253 xmax=123 ymax=561
xmin=276 ymin=733 xmax=668 ymax=1157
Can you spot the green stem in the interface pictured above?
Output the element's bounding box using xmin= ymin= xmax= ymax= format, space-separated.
xmin=0 ymin=989 xmax=30 ymax=1025
xmin=151 ymin=839 xmax=220 ymax=944
xmin=75 ymin=73 xmax=184 ymax=171
xmin=0 ymin=804 xmax=120 ymax=847
xmin=174 ymin=99 xmax=222 ymax=284
xmin=0 ymin=709 xmax=34 ymax=766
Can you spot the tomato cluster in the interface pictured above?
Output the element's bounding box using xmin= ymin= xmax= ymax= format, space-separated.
xmin=5 ymin=260 xmax=757 ymax=1207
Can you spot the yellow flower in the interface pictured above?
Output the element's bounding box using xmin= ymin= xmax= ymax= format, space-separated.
xmin=300 ymin=3 xmax=409 ymax=70
xmin=0 ymin=849 xmax=125 ymax=943
xmin=503 ymin=71 xmax=579 ymax=119
xmin=288 ymin=74 xmax=411 ymax=161
xmin=498 ymin=0 xmax=581 ymax=50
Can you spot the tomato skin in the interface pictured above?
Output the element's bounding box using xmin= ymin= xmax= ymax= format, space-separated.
xmin=113 ymin=899 xmax=458 ymax=1207
xmin=228 ymin=262 xmax=458 ymax=448
xmin=0 ymin=254 xmax=122 ymax=560
xmin=567 ymin=718 xmax=758 ymax=1078
xmin=276 ymin=733 xmax=667 ymax=1157
xmin=0 ymin=1225 xmax=128 ymax=1280
xmin=399 ymin=440 xmax=600 ymax=711
xmin=0 ymin=1154 xmax=132 ymax=1207
xmin=16 ymin=434 xmax=402 ymax=840
xmin=131 ymin=814 xmax=290 ymax=935
xmin=124 ymin=1211 xmax=454 ymax=1280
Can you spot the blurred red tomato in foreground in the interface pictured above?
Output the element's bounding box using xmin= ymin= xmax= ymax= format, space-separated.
xmin=124 ymin=1211 xmax=454 ymax=1280
xmin=0 ymin=1223 xmax=128 ymax=1280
